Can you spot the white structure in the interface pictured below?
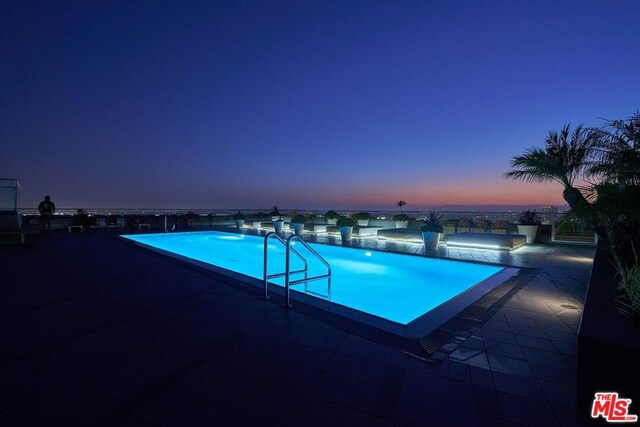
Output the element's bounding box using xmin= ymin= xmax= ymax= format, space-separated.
xmin=0 ymin=178 xmax=19 ymax=212
xmin=0 ymin=178 xmax=23 ymax=242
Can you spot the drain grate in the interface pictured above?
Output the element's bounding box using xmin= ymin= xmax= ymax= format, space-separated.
xmin=418 ymin=268 xmax=538 ymax=363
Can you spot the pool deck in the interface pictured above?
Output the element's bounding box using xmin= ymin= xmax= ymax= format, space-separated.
xmin=0 ymin=229 xmax=594 ymax=426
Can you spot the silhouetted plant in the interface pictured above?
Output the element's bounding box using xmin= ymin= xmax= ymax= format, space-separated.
xmin=353 ymin=212 xmax=372 ymax=220
xmin=588 ymin=112 xmax=640 ymax=186
xmin=270 ymin=206 xmax=281 ymax=217
xmin=518 ymin=210 xmax=541 ymax=225
xmin=324 ymin=210 xmax=339 ymax=219
xmin=504 ymin=124 xmax=594 ymax=211
xmin=337 ymin=217 xmax=356 ymax=227
xmin=291 ymin=215 xmax=306 ymax=224
xmin=422 ymin=212 xmax=444 ymax=233
xmin=421 ymin=223 xmax=444 ymax=233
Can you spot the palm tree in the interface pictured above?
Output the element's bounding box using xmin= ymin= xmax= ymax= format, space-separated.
xmin=588 ymin=112 xmax=640 ymax=186
xmin=396 ymin=200 xmax=407 ymax=214
xmin=504 ymin=124 xmax=594 ymax=211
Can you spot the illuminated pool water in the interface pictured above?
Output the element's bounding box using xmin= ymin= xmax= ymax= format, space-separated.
xmin=122 ymin=231 xmax=505 ymax=326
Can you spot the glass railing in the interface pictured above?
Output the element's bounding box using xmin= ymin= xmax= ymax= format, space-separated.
xmin=15 ymin=207 xmax=596 ymax=245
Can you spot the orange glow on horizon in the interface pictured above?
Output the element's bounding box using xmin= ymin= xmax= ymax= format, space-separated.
xmin=297 ymin=180 xmax=566 ymax=208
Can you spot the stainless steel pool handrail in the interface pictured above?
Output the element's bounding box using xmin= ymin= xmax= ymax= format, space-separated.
xmin=263 ymin=232 xmax=308 ymax=300
xmin=284 ymin=234 xmax=332 ymax=308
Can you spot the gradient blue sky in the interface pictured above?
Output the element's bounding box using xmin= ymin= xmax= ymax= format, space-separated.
xmin=1 ymin=0 xmax=639 ymax=210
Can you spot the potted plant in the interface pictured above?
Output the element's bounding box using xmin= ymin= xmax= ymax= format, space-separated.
xmin=270 ymin=205 xmax=284 ymax=233
xmin=291 ymin=214 xmax=306 ymax=236
xmin=517 ymin=210 xmax=541 ymax=243
xmin=270 ymin=206 xmax=281 ymax=221
xmin=337 ymin=216 xmax=356 ymax=240
xmin=421 ymin=212 xmax=445 ymax=250
xmin=393 ymin=200 xmax=408 ymax=227
xmin=233 ymin=211 xmax=246 ymax=229
xmin=254 ymin=211 xmax=266 ymax=228
xmin=353 ymin=212 xmax=372 ymax=226
xmin=393 ymin=213 xmax=409 ymax=228
xmin=324 ymin=210 xmax=339 ymax=225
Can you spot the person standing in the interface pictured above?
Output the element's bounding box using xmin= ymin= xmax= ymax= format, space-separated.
xmin=38 ymin=195 xmax=56 ymax=231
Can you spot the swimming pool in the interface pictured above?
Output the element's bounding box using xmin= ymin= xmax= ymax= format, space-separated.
xmin=122 ymin=231 xmax=516 ymax=335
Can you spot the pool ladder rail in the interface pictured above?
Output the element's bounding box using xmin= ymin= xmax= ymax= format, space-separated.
xmin=263 ymin=232 xmax=332 ymax=308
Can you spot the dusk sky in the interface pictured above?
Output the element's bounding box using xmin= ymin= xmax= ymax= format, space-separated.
xmin=1 ymin=0 xmax=639 ymax=210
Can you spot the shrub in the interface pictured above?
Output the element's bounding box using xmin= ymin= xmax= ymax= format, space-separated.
xmin=393 ymin=213 xmax=409 ymax=221
xmin=353 ymin=212 xmax=372 ymax=220
xmin=421 ymin=211 xmax=444 ymax=233
xmin=233 ymin=211 xmax=246 ymax=220
xmin=519 ymin=210 xmax=541 ymax=225
xmin=270 ymin=205 xmax=281 ymax=217
xmin=421 ymin=223 xmax=444 ymax=233
xmin=424 ymin=211 xmax=444 ymax=226
xmin=291 ymin=215 xmax=306 ymax=224
xmin=324 ymin=210 xmax=339 ymax=220
xmin=614 ymin=244 xmax=640 ymax=316
xmin=592 ymin=183 xmax=640 ymax=265
xmin=337 ymin=217 xmax=356 ymax=227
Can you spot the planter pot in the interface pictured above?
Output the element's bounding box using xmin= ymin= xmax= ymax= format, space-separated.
xmin=326 ymin=218 xmax=338 ymax=225
xmin=340 ymin=226 xmax=353 ymax=240
xmin=271 ymin=216 xmax=281 ymax=221
xmin=395 ymin=221 xmax=409 ymax=228
xmin=422 ymin=232 xmax=441 ymax=250
xmin=234 ymin=219 xmax=245 ymax=229
xmin=516 ymin=225 xmax=538 ymax=244
xmin=357 ymin=219 xmax=369 ymax=226
xmin=292 ymin=223 xmax=305 ymax=236
xmin=273 ymin=220 xmax=284 ymax=233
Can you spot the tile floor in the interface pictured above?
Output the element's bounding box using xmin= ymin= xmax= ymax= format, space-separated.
xmin=0 ymin=229 xmax=595 ymax=426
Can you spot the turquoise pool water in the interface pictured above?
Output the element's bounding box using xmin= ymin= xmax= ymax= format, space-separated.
xmin=122 ymin=231 xmax=503 ymax=325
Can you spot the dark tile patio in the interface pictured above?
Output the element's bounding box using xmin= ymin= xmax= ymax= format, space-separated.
xmin=0 ymin=229 xmax=594 ymax=426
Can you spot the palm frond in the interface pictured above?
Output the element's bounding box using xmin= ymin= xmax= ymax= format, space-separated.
xmin=504 ymin=147 xmax=567 ymax=185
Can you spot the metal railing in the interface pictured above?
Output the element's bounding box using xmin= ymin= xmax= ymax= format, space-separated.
xmin=262 ymin=232 xmax=332 ymax=308
xmin=15 ymin=206 xmax=596 ymax=245
xmin=283 ymin=235 xmax=332 ymax=308
xmin=262 ymin=232 xmax=308 ymax=300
